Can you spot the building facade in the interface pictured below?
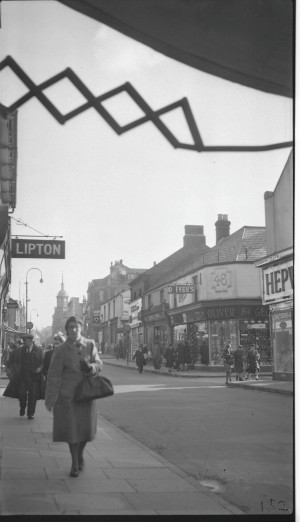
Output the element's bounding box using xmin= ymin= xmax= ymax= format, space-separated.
xmin=84 ymin=260 xmax=146 ymax=343
xmin=256 ymin=151 xmax=293 ymax=381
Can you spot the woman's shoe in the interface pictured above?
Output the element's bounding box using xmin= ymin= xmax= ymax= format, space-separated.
xmin=69 ymin=466 xmax=79 ymax=478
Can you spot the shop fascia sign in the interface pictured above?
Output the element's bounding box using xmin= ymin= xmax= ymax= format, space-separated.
xmin=130 ymin=298 xmax=142 ymax=326
xmin=168 ymin=284 xmax=195 ymax=294
xmin=11 ymin=239 xmax=65 ymax=259
xmin=262 ymin=258 xmax=293 ymax=304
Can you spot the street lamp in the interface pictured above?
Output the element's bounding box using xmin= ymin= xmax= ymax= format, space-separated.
xmin=25 ymin=268 xmax=44 ymax=333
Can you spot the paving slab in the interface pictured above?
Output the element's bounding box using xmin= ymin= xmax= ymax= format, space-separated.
xmin=0 ymin=395 xmax=242 ymax=515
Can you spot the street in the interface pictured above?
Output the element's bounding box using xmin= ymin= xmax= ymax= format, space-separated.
xmin=98 ymin=364 xmax=294 ymax=515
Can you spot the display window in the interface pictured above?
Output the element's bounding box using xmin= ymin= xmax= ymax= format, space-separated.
xmin=239 ymin=320 xmax=271 ymax=363
xmin=210 ymin=319 xmax=239 ymax=365
xmin=272 ymin=309 xmax=293 ymax=373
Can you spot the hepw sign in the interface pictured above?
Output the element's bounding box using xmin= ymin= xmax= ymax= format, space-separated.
xmin=12 ymin=239 xmax=65 ymax=259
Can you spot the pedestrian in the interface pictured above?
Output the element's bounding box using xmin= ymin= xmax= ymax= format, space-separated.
xmin=132 ymin=344 xmax=145 ymax=373
xmin=178 ymin=342 xmax=185 ymax=371
xmin=233 ymin=344 xmax=244 ymax=381
xmin=153 ymin=344 xmax=162 ymax=370
xmin=165 ymin=344 xmax=174 ymax=372
xmin=245 ymin=345 xmax=260 ymax=381
xmin=223 ymin=342 xmax=234 ymax=384
xmin=3 ymin=333 xmax=44 ymax=419
xmin=184 ymin=341 xmax=192 ymax=370
xmin=45 ymin=316 xmax=103 ymax=478
xmin=42 ymin=332 xmax=65 ymax=378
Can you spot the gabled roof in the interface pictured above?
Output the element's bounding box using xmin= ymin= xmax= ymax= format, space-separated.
xmin=211 ymin=226 xmax=267 ymax=262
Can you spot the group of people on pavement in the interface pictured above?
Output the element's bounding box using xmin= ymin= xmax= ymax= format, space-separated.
xmin=3 ymin=316 xmax=104 ymax=479
xmin=223 ymin=342 xmax=260 ymax=384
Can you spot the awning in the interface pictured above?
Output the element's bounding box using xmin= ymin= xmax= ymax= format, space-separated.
xmin=59 ymin=0 xmax=293 ymax=98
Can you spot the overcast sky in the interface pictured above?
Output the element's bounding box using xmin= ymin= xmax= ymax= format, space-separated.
xmin=0 ymin=1 xmax=293 ymax=330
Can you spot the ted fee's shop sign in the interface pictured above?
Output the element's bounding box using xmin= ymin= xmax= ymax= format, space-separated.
xmin=12 ymin=239 xmax=65 ymax=259
xmin=262 ymin=259 xmax=293 ymax=304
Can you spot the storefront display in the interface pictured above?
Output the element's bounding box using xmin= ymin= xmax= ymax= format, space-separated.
xmin=169 ymin=302 xmax=270 ymax=366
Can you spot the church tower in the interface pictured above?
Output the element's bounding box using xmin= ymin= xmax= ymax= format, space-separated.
xmin=52 ymin=276 xmax=69 ymax=336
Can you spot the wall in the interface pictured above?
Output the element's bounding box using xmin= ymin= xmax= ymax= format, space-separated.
xmin=168 ymin=263 xmax=262 ymax=308
xmin=264 ymin=151 xmax=293 ymax=255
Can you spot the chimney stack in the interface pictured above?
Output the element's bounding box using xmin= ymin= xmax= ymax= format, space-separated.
xmin=183 ymin=225 xmax=206 ymax=251
xmin=215 ymin=214 xmax=230 ymax=244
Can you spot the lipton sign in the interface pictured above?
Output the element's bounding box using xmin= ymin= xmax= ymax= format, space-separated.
xmin=12 ymin=239 xmax=65 ymax=259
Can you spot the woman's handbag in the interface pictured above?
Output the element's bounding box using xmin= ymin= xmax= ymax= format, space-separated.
xmin=74 ymin=373 xmax=114 ymax=401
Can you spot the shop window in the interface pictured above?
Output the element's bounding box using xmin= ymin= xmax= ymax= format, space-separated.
xmin=272 ymin=309 xmax=293 ymax=373
xmin=239 ymin=319 xmax=272 ymax=363
xmin=210 ymin=320 xmax=239 ymax=365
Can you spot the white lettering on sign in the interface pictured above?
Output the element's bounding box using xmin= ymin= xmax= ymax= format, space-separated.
xmin=262 ymin=259 xmax=293 ymax=304
xmin=12 ymin=239 xmax=65 ymax=259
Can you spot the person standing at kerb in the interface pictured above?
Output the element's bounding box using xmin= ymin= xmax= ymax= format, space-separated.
xmin=223 ymin=342 xmax=234 ymax=384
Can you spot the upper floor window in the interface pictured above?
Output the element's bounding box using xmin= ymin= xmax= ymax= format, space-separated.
xmin=148 ymin=294 xmax=152 ymax=308
xmin=108 ymin=302 xmax=111 ymax=319
xmin=160 ymin=289 xmax=164 ymax=303
xmin=113 ymin=300 xmax=115 ymax=317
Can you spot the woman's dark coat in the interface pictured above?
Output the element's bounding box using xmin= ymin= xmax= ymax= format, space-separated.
xmin=45 ymin=336 xmax=102 ymax=443
xmin=3 ymin=345 xmax=44 ymax=399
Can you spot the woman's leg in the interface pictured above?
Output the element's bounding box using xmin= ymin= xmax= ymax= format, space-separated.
xmin=78 ymin=441 xmax=87 ymax=470
xmin=69 ymin=443 xmax=79 ymax=477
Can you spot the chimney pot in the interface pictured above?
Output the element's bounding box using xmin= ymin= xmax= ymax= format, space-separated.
xmin=215 ymin=214 xmax=230 ymax=244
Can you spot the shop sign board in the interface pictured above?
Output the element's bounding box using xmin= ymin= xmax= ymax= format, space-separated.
xmin=168 ymin=284 xmax=195 ymax=294
xmin=93 ymin=310 xmax=101 ymax=324
xmin=170 ymin=304 xmax=269 ymax=325
xmin=262 ymin=259 xmax=293 ymax=304
xmin=129 ymin=298 xmax=142 ymax=326
xmin=7 ymin=301 xmax=18 ymax=309
xmin=12 ymin=239 xmax=65 ymax=259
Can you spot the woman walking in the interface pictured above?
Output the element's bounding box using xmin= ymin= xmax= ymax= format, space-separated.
xmin=223 ymin=342 xmax=234 ymax=384
xmin=245 ymin=345 xmax=260 ymax=381
xmin=45 ymin=316 xmax=102 ymax=477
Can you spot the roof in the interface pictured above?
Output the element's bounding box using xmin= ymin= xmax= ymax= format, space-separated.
xmin=130 ymin=245 xmax=210 ymax=289
xmin=211 ymin=226 xmax=267 ymax=262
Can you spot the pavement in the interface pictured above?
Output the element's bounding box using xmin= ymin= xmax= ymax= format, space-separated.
xmin=0 ymin=359 xmax=292 ymax=515
xmin=0 ymin=373 xmax=244 ymax=516
xmin=101 ymin=355 xmax=293 ymax=396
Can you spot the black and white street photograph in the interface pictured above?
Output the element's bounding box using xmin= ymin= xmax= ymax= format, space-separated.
xmin=0 ymin=0 xmax=295 ymax=518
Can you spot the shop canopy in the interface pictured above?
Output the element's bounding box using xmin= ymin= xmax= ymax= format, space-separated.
xmin=60 ymin=0 xmax=293 ymax=98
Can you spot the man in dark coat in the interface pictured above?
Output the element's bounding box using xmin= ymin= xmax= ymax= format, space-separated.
xmin=133 ymin=345 xmax=145 ymax=373
xmin=4 ymin=333 xmax=43 ymax=419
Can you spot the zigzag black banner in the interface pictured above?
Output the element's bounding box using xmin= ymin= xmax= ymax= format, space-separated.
xmin=0 ymin=56 xmax=293 ymax=153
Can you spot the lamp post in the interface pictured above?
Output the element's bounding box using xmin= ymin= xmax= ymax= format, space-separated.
xmin=25 ymin=268 xmax=43 ymax=333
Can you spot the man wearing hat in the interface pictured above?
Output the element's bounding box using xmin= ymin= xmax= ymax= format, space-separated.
xmin=4 ymin=333 xmax=44 ymax=419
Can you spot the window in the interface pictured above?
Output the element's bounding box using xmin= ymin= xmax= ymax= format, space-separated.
xmin=139 ymin=288 xmax=142 ymax=297
xmin=160 ymin=289 xmax=164 ymax=302
xmin=108 ymin=302 xmax=111 ymax=319
xmin=148 ymin=294 xmax=152 ymax=308
xmin=113 ymin=300 xmax=115 ymax=318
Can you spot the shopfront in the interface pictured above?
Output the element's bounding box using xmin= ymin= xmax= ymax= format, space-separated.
xmin=256 ymin=248 xmax=293 ymax=380
xmin=142 ymin=308 xmax=170 ymax=354
xmin=129 ymin=298 xmax=143 ymax=357
xmin=170 ymin=302 xmax=270 ymax=366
